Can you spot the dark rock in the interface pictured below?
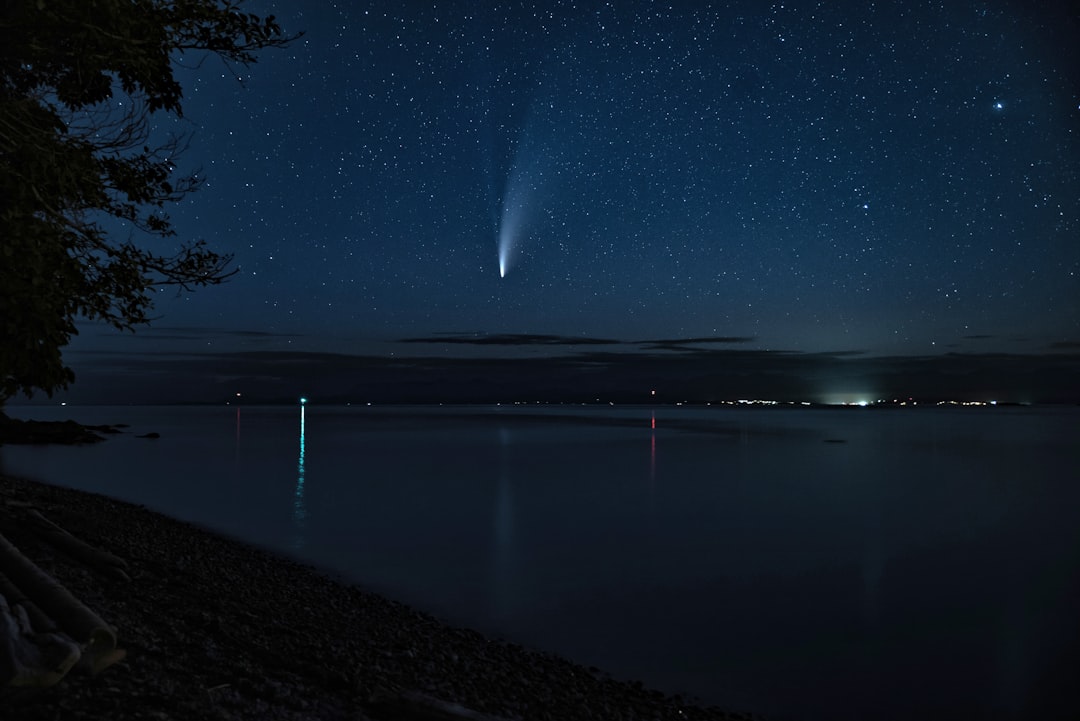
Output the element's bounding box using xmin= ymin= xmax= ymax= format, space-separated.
xmin=0 ymin=416 xmax=109 ymax=445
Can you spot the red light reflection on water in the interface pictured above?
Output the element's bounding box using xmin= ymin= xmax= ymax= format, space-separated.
xmin=650 ymin=411 xmax=656 ymax=483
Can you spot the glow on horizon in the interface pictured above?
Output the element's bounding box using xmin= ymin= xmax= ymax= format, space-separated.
xmin=818 ymin=391 xmax=879 ymax=406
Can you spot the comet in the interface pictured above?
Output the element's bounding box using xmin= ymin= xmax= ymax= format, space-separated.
xmin=495 ymin=92 xmax=569 ymax=278
xmin=496 ymin=120 xmax=545 ymax=278
xmin=497 ymin=195 xmax=523 ymax=278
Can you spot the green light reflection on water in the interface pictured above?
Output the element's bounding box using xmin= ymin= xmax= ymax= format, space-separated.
xmin=293 ymin=403 xmax=306 ymax=549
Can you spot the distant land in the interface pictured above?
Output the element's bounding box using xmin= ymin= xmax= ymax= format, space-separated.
xmin=22 ymin=340 xmax=1080 ymax=406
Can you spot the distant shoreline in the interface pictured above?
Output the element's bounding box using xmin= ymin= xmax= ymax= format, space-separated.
xmin=5 ymin=397 xmax=1058 ymax=410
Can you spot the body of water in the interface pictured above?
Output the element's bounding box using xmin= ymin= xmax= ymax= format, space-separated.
xmin=2 ymin=404 xmax=1078 ymax=720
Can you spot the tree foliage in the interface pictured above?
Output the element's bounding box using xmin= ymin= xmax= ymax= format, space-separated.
xmin=0 ymin=0 xmax=296 ymax=401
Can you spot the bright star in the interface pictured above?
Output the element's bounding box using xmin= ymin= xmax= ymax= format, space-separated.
xmin=992 ymin=101 xmax=1004 ymax=111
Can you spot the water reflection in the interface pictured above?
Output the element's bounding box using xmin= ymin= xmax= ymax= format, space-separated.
xmin=292 ymin=402 xmax=307 ymax=549
xmin=650 ymin=410 xmax=656 ymax=484
xmin=491 ymin=426 xmax=516 ymax=620
xmin=235 ymin=395 xmax=244 ymax=461
xmin=4 ymin=405 xmax=1077 ymax=721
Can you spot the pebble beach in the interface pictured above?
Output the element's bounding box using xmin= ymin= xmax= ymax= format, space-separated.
xmin=0 ymin=471 xmax=760 ymax=721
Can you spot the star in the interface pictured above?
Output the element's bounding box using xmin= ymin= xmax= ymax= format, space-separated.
xmin=53 ymin=1 xmax=1080 ymax=368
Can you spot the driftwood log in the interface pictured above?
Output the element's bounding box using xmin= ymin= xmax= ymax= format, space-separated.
xmin=0 ymin=511 xmax=126 ymax=690
xmin=22 ymin=509 xmax=131 ymax=582
xmin=0 ymin=589 xmax=80 ymax=688
xmin=367 ymin=690 xmax=512 ymax=721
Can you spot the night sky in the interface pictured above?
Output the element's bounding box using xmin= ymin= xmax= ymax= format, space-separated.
xmin=60 ymin=0 xmax=1080 ymax=403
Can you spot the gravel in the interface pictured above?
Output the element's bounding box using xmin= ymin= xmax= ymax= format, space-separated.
xmin=0 ymin=473 xmax=763 ymax=721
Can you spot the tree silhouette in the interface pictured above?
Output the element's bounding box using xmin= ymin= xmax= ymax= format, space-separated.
xmin=0 ymin=0 xmax=298 ymax=401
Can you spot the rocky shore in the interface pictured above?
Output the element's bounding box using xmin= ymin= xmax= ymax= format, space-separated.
xmin=0 ymin=468 xmax=761 ymax=721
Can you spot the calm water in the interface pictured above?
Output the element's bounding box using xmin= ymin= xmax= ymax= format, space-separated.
xmin=2 ymin=404 xmax=1078 ymax=721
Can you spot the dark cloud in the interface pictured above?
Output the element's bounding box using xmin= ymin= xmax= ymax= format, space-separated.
xmin=94 ymin=326 xmax=306 ymax=341
xmin=1049 ymin=341 xmax=1080 ymax=350
xmin=401 ymin=333 xmax=762 ymax=352
xmin=399 ymin=333 xmax=623 ymax=346
xmin=166 ymin=327 xmax=304 ymax=339
xmin=637 ymin=336 xmax=757 ymax=351
xmin=641 ymin=336 xmax=756 ymax=345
